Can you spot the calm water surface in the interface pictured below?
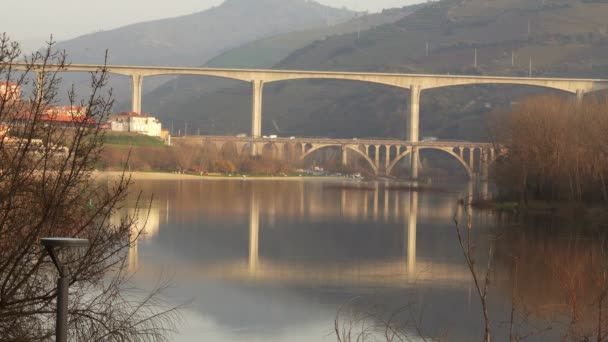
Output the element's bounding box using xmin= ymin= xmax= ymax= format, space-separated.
xmin=118 ymin=179 xmax=599 ymax=341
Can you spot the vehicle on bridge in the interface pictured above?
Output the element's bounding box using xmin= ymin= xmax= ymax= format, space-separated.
xmin=422 ymin=136 xmax=438 ymax=142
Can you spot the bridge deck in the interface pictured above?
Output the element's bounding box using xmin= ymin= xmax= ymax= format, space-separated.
xmin=175 ymin=136 xmax=493 ymax=148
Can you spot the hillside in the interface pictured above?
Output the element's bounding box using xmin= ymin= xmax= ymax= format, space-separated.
xmin=138 ymin=6 xmax=418 ymax=115
xmin=149 ymin=0 xmax=608 ymax=141
xmin=52 ymin=0 xmax=356 ymax=103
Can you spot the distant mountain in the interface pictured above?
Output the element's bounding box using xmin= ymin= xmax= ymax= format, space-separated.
xmin=151 ymin=0 xmax=608 ymax=141
xmin=56 ymin=0 xmax=356 ymax=66
xmin=139 ymin=6 xmax=418 ymax=117
xmin=52 ymin=0 xmax=356 ymax=103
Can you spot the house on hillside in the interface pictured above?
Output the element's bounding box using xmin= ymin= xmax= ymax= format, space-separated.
xmin=108 ymin=112 xmax=162 ymax=137
xmin=0 ymin=82 xmax=21 ymax=102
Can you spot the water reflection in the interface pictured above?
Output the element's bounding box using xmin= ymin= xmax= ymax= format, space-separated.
xmin=116 ymin=179 xmax=503 ymax=341
xmin=126 ymin=181 xmax=473 ymax=288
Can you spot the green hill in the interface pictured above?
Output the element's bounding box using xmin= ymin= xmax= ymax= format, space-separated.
xmin=149 ymin=0 xmax=608 ymax=141
xmin=139 ymin=6 xmax=417 ymax=116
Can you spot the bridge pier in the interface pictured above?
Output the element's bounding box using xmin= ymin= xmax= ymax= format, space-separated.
xmin=468 ymin=148 xmax=476 ymax=173
xmin=341 ymin=147 xmax=348 ymax=166
xmin=411 ymin=147 xmax=419 ymax=180
xmin=409 ymin=85 xmax=421 ymax=179
xmin=35 ymin=72 xmax=45 ymax=102
xmin=250 ymin=80 xmax=264 ymax=156
xmin=576 ymin=89 xmax=585 ymax=104
xmin=384 ymin=146 xmax=391 ymax=172
xmin=374 ymin=146 xmax=380 ymax=172
xmin=131 ymin=74 xmax=143 ymax=114
xmin=480 ymin=149 xmax=489 ymax=181
xmin=251 ymin=80 xmax=264 ymax=138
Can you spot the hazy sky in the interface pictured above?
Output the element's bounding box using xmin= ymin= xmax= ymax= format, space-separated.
xmin=4 ymin=0 xmax=421 ymax=47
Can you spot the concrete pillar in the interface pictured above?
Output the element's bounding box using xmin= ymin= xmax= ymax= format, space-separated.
xmin=251 ymin=80 xmax=264 ymax=138
xmin=249 ymin=193 xmax=259 ymax=273
xmin=374 ymin=146 xmax=380 ymax=171
xmin=409 ymin=85 xmax=421 ymax=143
xmin=409 ymin=85 xmax=422 ymax=180
xmin=411 ymin=147 xmax=419 ymax=180
xmin=481 ymin=149 xmax=489 ymax=181
xmin=36 ymin=72 xmax=45 ymax=102
xmin=275 ymin=145 xmax=284 ymax=160
xmin=576 ymin=89 xmax=585 ymax=105
xmin=131 ymin=74 xmax=143 ymax=114
xmin=469 ymin=148 xmax=476 ymax=173
xmin=385 ymin=145 xmax=391 ymax=171
xmin=342 ymin=146 xmax=348 ymax=166
xmin=407 ymin=191 xmax=418 ymax=277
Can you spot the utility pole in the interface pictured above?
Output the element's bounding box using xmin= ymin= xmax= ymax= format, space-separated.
xmin=529 ymin=57 xmax=532 ymax=77
xmin=474 ymin=48 xmax=478 ymax=68
xmin=171 ymin=121 xmax=174 ymax=136
xmin=197 ymin=128 xmax=200 ymax=136
xmin=511 ymin=50 xmax=515 ymax=67
xmin=356 ymin=14 xmax=361 ymax=42
xmin=184 ymin=122 xmax=188 ymax=137
xmin=426 ymin=42 xmax=429 ymax=57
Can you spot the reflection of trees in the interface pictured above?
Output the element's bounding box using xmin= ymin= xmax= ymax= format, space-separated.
xmin=493 ymin=222 xmax=608 ymax=339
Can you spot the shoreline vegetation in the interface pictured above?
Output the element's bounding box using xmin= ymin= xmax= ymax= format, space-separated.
xmin=491 ymin=95 xmax=608 ymax=207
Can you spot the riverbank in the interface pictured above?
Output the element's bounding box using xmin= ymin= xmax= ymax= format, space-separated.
xmin=93 ymin=171 xmax=356 ymax=182
xmin=470 ymin=197 xmax=608 ymax=221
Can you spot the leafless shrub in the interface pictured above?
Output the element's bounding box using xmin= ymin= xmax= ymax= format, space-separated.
xmin=0 ymin=34 xmax=179 ymax=341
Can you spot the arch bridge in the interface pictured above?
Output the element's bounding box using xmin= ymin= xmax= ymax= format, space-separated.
xmin=175 ymin=136 xmax=496 ymax=179
xmin=10 ymin=63 xmax=608 ymax=178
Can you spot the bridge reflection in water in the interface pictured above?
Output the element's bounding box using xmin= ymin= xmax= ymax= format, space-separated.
xmin=125 ymin=180 xmax=486 ymax=288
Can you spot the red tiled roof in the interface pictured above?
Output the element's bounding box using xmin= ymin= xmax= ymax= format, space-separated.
xmin=15 ymin=111 xmax=96 ymax=124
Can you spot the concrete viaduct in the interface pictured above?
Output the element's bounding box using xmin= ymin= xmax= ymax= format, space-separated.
xmin=11 ymin=63 xmax=608 ymax=178
xmin=175 ymin=135 xmax=495 ymax=178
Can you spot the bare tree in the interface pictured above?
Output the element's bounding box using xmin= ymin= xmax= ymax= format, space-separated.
xmin=0 ymin=34 xmax=179 ymax=341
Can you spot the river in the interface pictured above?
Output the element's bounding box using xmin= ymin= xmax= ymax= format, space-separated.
xmin=118 ymin=178 xmax=604 ymax=341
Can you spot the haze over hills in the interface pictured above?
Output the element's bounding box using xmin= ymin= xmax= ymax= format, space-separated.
xmin=51 ymin=0 xmax=357 ymax=103
xmin=138 ymin=5 xmax=420 ymax=116
xmin=147 ymin=0 xmax=608 ymax=141
xmin=56 ymin=0 xmax=356 ymax=66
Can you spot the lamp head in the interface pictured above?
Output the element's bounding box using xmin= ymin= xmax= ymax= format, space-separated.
xmin=41 ymin=238 xmax=90 ymax=249
xmin=41 ymin=238 xmax=90 ymax=274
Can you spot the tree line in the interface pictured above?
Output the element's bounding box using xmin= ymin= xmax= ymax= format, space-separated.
xmin=491 ymin=94 xmax=608 ymax=205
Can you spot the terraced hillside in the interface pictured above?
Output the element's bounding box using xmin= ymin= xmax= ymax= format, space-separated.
xmin=148 ymin=0 xmax=608 ymax=141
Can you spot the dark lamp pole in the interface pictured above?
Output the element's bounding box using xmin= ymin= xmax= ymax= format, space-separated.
xmin=41 ymin=238 xmax=90 ymax=342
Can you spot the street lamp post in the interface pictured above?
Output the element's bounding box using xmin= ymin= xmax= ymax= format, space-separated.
xmin=41 ymin=238 xmax=90 ymax=342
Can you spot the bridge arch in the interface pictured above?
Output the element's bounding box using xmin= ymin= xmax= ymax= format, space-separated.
xmin=300 ymin=144 xmax=378 ymax=175
xmin=387 ymin=147 xmax=473 ymax=179
xmin=263 ymin=74 xmax=411 ymax=90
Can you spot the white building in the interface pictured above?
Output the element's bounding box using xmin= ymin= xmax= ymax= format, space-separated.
xmin=109 ymin=112 xmax=162 ymax=137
